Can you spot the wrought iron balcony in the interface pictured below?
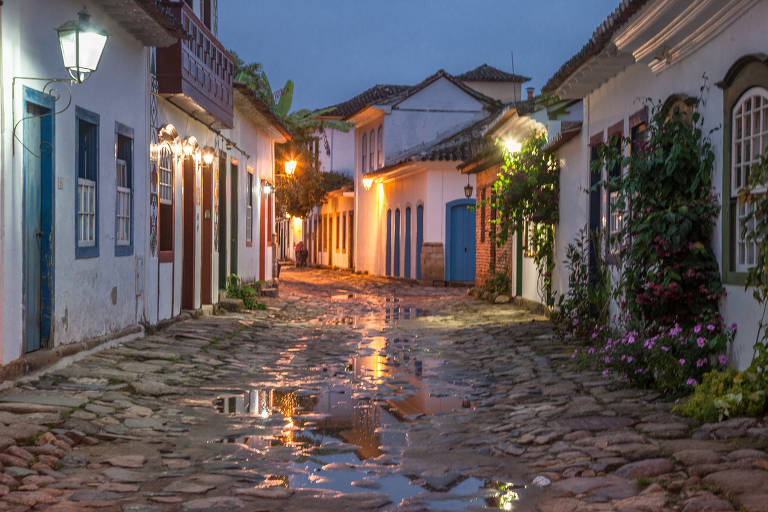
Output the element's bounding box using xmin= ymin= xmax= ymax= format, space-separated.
xmin=156 ymin=1 xmax=233 ymax=128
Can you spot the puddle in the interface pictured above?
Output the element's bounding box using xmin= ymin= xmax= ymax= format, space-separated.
xmin=210 ymin=302 xmax=522 ymax=509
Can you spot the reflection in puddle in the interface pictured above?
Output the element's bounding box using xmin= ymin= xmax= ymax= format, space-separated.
xmin=210 ymin=302 xmax=522 ymax=508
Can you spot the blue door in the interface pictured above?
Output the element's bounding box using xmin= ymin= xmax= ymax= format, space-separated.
xmin=446 ymin=199 xmax=476 ymax=282
xmin=394 ymin=209 xmax=401 ymax=277
xmin=416 ymin=205 xmax=423 ymax=279
xmin=385 ymin=209 xmax=392 ymax=276
xmin=404 ymin=207 xmax=411 ymax=278
xmin=23 ymin=88 xmax=55 ymax=352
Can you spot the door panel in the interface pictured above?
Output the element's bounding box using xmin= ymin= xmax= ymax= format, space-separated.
xmin=385 ymin=209 xmax=392 ymax=276
xmin=181 ymin=157 xmax=195 ymax=309
xmin=416 ymin=205 xmax=423 ymax=279
xmin=218 ymin=156 xmax=227 ymax=290
xmin=230 ymin=162 xmax=238 ymax=276
xmin=404 ymin=207 xmax=411 ymax=278
xmin=23 ymin=98 xmax=53 ymax=353
xmin=394 ymin=209 xmax=401 ymax=277
xmin=201 ymin=163 xmax=212 ymax=304
xmin=449 ymin=202 xmax=476 ymax=282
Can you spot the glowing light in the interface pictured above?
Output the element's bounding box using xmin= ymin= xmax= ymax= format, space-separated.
xmin=284 ymin=159 xmax=297 ymax=176
xmin=292 ymin=216 xmax=302 ymax=229
xmin=263 ymin=183 xmax=273 ymax=195
xmin=362 ymin=177 xmax=373 ymax=190
xmin=182 ymin=136 xmax=197 ymax=156
xmin=260 ymin=409 xmax=269 ymax=419
xmin=202 ymin=146 xmax=215 ymax=165
xmin=57 ymin=8 xmax=110 ymax=83
xmin=504 ymin=139 xmax=522 ymax=154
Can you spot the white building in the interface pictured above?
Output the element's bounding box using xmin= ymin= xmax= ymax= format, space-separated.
xmin=543 ymin=0 xmax=767 ymax=369
xmin=1 ymin=0 xmax=180 ymax=363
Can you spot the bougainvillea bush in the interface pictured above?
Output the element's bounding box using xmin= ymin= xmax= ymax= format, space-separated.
xmin=584 ymin=93 xmax=733 ymax=396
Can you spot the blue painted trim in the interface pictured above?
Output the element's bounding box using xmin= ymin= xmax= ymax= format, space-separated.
xmin=23 ymin=86 xmax=56 ymax=350
xmin=75 ymin=106 xmax=100 ymax=259
xmin=394 ymin=208 xmax=401 ymax=277
xmin=385 ymin=209 xmax=392 ymax=276
xmin=404 ymin=207 xmax=412 ymax=278
xmin=114 ymin=123 xmax=134 ymax=257
xmin=445 ymin=198 xmax=476 ymax=282
xmin=416 ymin=205 xmax=423 ymax=279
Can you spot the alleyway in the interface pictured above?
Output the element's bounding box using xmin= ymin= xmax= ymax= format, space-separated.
xmin=0 ymin=268 xmax=765 ymax=511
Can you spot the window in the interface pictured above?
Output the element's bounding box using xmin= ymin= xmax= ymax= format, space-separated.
xmin=246 ymin=169 xmax=253 ymax=245
xmin=336 ymin=214 xmax=340 ymax=250
xmin=361 ymin=134 xmax=367 ymax=174
xmin=377 ymin=125 xmax=383 ymax=168
xmin=158 ymin=146 xmax=174 ymax=257
xmin=76 ymin=107 xmax=99 ymax=258
xmin=607 ymin=125 xmax=624 ymax=255
xmin=369 ymin=129 xmax=375 ymax=172
xmin=342 ymin=212 xmax=347 ymax=252
xmin=115 ymin=123 xmax=133 ymax=255
xmin=732 ymin=87 xmax=768 ymax=270
xmin=267 ymin=193 xmax=273 ymax=247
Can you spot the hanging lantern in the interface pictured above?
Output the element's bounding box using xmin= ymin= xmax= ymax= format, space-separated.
xmin=464 ymin=175 xmax=473 ymax=198
xmin=57 ymin=8 xmax=110 ymax=83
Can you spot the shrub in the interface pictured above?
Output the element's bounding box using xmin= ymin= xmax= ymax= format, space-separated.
xmin=674 ymin=368 xmax=767 ymax=422
xmin=482 ymin=272 xmax=511 ymax=297
xmin=226 ymin=274 xmax=266 ymax=311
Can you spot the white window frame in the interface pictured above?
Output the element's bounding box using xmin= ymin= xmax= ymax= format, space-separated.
xmin=159 ymin=148 xmax=173 ymax=205
xmin=369 ymin=129 xmax=375 ymax=172
xmin=377 ymin=125 xmax=383 ymax=168
xmin=77 ymin=177 xmax=96 ymax=247
xmin=732 ymin=86 xmax=768 ymax=271
xmin=246 ymin=171 xmax=253 ymax=244
xmin=361 ymin=134 xmax=367 ymax=174
xmin=115 ymin=158 xmax=131 ymax=246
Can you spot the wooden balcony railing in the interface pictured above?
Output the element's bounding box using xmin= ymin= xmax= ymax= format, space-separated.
xmin=156 ymin=1 xmax=234 ymax=128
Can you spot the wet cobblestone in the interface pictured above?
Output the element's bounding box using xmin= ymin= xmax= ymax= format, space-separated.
xmin=0 ymin=267 xmax=765 ymax=511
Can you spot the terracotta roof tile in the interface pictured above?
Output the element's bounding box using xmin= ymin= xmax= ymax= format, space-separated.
xmin=457 ymin=64 xmax=530 ymax=83
xmin=542 ymin=0 xmax=651 ymax=95
xmin=318 ymin=84 xmax=410 ymax=119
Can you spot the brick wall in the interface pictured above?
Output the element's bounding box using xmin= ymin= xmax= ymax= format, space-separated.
xmin=475 ymin=165 xmax=515 ymax=288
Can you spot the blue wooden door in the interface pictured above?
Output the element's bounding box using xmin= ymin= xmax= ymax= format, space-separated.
xmin=394 ymin=209 xmax=401 ymax=277
xmin=447 ymin=200 xmax=476 ymax=282
xmin=416 ymin=205 xmax=423 ymax=279
xmin=23 ymin=90 xmax=54 ymax=352
xmin=404 ymin=207 xmax=411 ymax=278
xmin=385 ymin=209 xmax=392 ymax=276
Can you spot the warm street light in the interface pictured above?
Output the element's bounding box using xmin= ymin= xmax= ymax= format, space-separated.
xmin=202 ymin=146 xmax=215 ymax=165
xmin=504 ymin=139 xmax=522 ymax=154
xmin=464 ymin=175 xmax=473 ymax=198
xmin=57 ymin=8 xmax=110 ymax=83
xmin=363 ymin=177 xmax=373 ymax=190
xmin=284 ymin=159 xmax=297 ymax=176
xmin=263 ymin=181 xmax=273 ymax=194
xmin=182 ymin=136 xmax=197 ymax=156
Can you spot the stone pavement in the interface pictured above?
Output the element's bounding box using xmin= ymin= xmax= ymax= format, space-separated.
xmin=0 ymin=267 xmax=764 ymax=511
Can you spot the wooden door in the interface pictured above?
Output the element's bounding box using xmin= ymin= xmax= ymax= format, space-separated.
xmin=416 ymin=205 xmax=423 ymax=279
xmin=394 ymin=209 xmax=401 ymax=277
xmin=447 ymin=201 xmax=476 ymax=282
xmin=23 ymin=91 xmax=54 ymax=352
xmin=385 ymin=209 xmax=392 ymax=276
xmin=404 ymin=208 xmax=411 ymax=278
xmin=181 ymin=157 xmax=195 ymax=310
xmin=348 ymin=212 xmax=354 ymax=270
xmin=259 ymin=187 xmax=266 ymax=280
xmin=201 ymin=163 xmax=212 ymax=304
xmin=218 ymin=155 xmax=227 ymax=290
xmin=230 ymin=162 xmax=238 ymax=276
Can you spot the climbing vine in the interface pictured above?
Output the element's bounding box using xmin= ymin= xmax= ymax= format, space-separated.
xmin=489 ymin=131 xmax=559 ymax=305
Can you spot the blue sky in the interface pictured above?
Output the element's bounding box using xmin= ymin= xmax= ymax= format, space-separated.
xmin=219 ymin=0 xmax=619 ymax=110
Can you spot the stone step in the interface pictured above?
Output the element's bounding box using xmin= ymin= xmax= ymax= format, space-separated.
xmin=219 ymin=298 xmax=243 ymax=312
xmin=260 ymin=287 xmax=279 ymax=298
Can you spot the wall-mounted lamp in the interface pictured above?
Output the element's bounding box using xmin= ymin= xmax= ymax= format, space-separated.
xmin=57 ymin=8 xmax=110 ymax=83
xmin=182 ymin=136 xmax=197 ymax=157
xmin=362 ymin=177 xmax=373 ymax=191
xmin=202 ymin=146 xmax=215 ymax=165
xmin=504 ymin=139 xmax=522 ymax=154
xmin=262 ymin=180 xmax=273 ymax=195
xmin=464 ymin=175 xmax=473 ymax=199
xmin=284 ymin=159 xmax=297 ymax=176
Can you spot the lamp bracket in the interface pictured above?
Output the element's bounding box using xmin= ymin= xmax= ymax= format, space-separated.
xmin=11 ymin=77 xmax=73 ymax=158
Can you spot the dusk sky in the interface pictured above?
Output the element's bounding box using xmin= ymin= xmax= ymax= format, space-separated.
xmin=219 ymin=0 xmax=619 ymax=111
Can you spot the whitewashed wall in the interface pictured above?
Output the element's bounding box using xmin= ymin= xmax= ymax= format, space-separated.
xmin=1 ymin=1 xmax=151 ymax=362
xmin=558 ymin=0 xmax=768 ymax=368
xmin=318 ymin=127 xmax=355 ymax=177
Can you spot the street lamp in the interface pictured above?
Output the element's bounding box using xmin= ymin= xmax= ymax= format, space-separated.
xmin=262 ymin=180 xmax=273 ymax=195
xmin=57 ymin=8 xmax=110 ymax=83
xmin=284 ymin=159 xmax=297 ymax=177
xmin=202 ymin=146 xmax=215 ymax=165
xmin=464 ymin=175 xmax=473 ymax=199
xmin=363 ymin=177 xmax=373 ymax=191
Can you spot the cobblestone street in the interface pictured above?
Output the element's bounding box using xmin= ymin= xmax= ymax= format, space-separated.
xmin=0 ymin=268 xmax=765 ymax=511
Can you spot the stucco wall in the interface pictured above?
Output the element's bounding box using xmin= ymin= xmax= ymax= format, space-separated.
xmin=318 ymin=127 xmax=355 ymax=177
xmin=560 ymin=0 xmax=768 ymax=368
xmin=1 ymin=1 xmax=151 ymax=361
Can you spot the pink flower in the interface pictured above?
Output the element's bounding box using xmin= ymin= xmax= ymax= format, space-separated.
xmin=730 ymin=323 xmax=738 ymax=331
xmin=627 ymin=356 xmax=634 ymax=363
xmin=571 ymin=349 xmax=578 ymax=359
xmin=686 ymin=378 xmax=698 ymax=386
xmin=605 ymin=356 xmax=611 ymax=363
xmin=718 ymin=354 xmax=728 ymax=365
xmin=696 ymin=358 xmax=706 ymax=368
xmin=679 ymin=358 xmax=686 ymax=365
xmin=693 ymin=325 xmax=702 ymax=333
xmin=661 ymin=345 xmax=669 ymax=352
xmin=706 ymin=324 xmax=716 ymax=331
xmin=602 ymin=369 xmax=609 ymax=376
xmin=588 ymin=347 xmax=595 ymax=354
xmin=697 ymin=337 xmax=706 ymax=348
